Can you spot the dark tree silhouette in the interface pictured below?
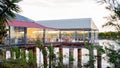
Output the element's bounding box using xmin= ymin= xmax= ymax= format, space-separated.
xmin=0 ymin=0 xmax=21 ymax=44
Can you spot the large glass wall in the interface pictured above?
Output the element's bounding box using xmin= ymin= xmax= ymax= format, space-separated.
xmin=5 ymin=26 xmax=98 ymax=45
xmin=77 ymin=31 xmax=84 ymax=41
xmin=8 ymin=27 xmax=44 ymax=45
xmin=10 ymin=26 xmax=24 ymax=44
xmin=45 ymin=29 xmax=59 ymax=43
xmin=61 ymin=31 xmax=74 ymax=42
xmin=27 ymin=28 xmax=43 ymax=43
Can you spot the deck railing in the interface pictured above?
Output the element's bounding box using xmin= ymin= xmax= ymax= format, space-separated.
xmin=4 ymin=37 xmax=98 ymax=46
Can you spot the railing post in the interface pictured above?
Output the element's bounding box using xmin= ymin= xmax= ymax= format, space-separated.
xmin=88 ymin=30 xmax=91 ymax=43
xmin=24 ymin=27 xmax=27 ymax=45
xmin=59 ymin=31 xmax=62 ymax=42
xmin=43 ymin=29 xmax=46 ymax=44
xmin=74 ymin=31 xmax=77 ymax=41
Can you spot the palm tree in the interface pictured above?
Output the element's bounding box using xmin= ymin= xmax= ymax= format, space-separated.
xmin=0 ymin=0 xmax=21 ymax=44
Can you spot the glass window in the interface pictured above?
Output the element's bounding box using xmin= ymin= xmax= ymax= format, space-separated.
xmin=27 ymin=28 xmax=43 ymax=43
xmin=10 ymin=26 xmax=24 ymax=44
xmin=45 ymin=29 xmax=59 ymax=42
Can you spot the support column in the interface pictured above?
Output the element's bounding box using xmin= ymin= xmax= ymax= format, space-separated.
xmin=59 ymin=31 xmax=63 ymax=66
xmin=94 ymin=30 xmax=95 ymax=39
xmin=59 ymin=47 xmax=63 ymax=66
xmin=43 ymin=29 xmax=46 ymax=44
xmin=74 ymin=31 xmax=77 ymax=41
xmin=33 ymin=47 xmax=37 ymax=58
xmin=24 ymin=27 xmax=27 ymax=45
xmin=82 ymin=31 xmax=86 ymax=41
xmin=97 ymin=49 xmax=102 ymax=68
xmin=77 ymin=48 xmax=82 ymax=68
xmin=69 ymin=48 xmax=74 ymax=68
xmin=43 ymin=29 xmax=47 ymax=68
xmin=88 ymin=30 xmax=91 ymax=43
xmin=59 ymin=31 xmax=62 ymax=42
xmin=3 ymin=50 xmax=6 ymax=59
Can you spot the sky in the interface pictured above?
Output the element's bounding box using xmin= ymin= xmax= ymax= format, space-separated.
xmin=18 ymin=0 xmax=112 ymax=32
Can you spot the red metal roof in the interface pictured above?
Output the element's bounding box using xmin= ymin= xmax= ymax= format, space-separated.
xmin=7 ymin=19 xmax=46 ymax=28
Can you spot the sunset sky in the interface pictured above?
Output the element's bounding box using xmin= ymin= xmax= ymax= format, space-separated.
xmin=18 ymin=0 xmax=112 ymax=32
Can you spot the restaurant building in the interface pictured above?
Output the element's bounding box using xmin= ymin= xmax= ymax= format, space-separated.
xmin=5 ymin=14 xmax=98 ymax=46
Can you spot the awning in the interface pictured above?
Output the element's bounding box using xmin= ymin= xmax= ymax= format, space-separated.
xmin=7 ymin=19 xmax=47 ymax=28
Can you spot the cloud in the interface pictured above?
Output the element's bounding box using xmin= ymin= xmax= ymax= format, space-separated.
xmin=19 ymin=0 xmax=87 ymax=7
xmin=18 ymin=0 xmax=108 ymax=31
xmin=48 ymin=0 xmax=84 ymax=3
xmin=19 ymin=0 xmax=54 ymax=7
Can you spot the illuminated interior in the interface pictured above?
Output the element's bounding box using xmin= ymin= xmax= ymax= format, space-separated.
xmin=6 ymin=27 xmax=98 ymax=45
xmin=27 ymin=28 xmax=43 ymax=39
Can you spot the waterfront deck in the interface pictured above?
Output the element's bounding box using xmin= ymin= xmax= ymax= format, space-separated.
xmin=1 ymin=41 xmax=91 ymax=49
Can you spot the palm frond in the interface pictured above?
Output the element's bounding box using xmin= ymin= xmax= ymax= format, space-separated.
xmin=11 ymin=0 xmax=22 ymax=3
xmin=11 ymin=4 xmax=21 ymax=12
xmin=102 ymin=21 xmax=117 ymax=27
xmin=5 ymin=10 xmax=15 ymax=18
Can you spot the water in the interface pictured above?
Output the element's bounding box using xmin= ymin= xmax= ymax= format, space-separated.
xmin=6 ymin=40 xmax=120 ymax=68
xmin=98 ymin=40 xmax=120 ymax=68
